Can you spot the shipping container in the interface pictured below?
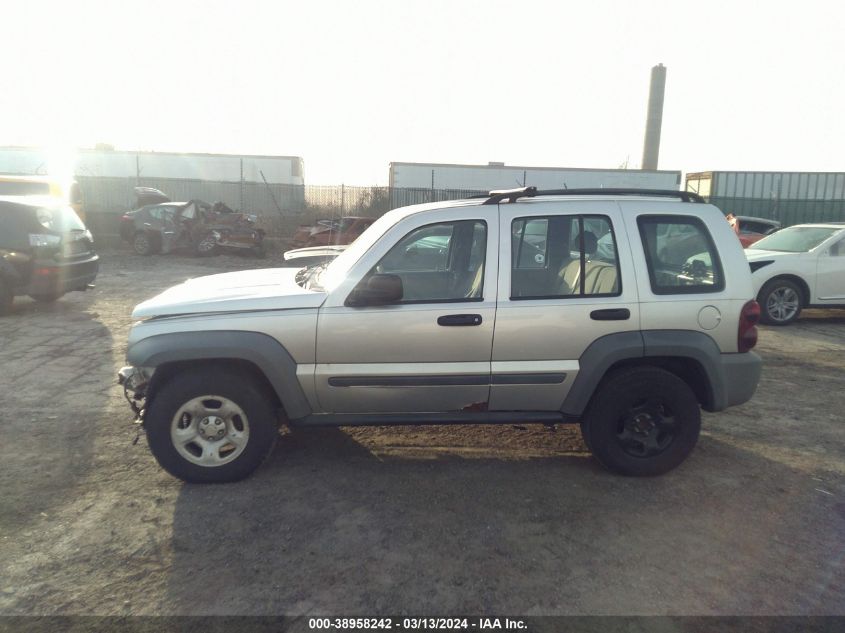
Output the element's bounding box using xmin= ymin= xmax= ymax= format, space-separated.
xmin=390 ymin=162 xmax=682 ymax=192
xmin=686 ymin=171 xmax=845 ymax=227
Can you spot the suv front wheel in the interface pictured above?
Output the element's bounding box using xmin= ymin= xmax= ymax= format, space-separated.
xmin=145 ymin=367 xmax=279 ymax=483
xmin=581 ymin=366 xmax=701 ymax=476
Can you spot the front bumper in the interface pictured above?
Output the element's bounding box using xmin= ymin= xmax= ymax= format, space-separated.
xmin=118 ymin=366 xmax=154 ymax=420
xmin=26 ymin=254 xmax=100 ymax=296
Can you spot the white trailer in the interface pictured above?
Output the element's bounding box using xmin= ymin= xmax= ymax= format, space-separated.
xmin=0 ymin=147 xmax=304 ymax=185
xmin=389 ymin=161 xmax=681 ymax=192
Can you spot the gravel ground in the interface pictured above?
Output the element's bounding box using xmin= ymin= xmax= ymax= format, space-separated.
xmin=0 ymin=249 xmax=843 ymax=616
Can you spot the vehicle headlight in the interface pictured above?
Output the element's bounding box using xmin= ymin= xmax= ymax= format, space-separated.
xmin=29 ymin=234 xmax=62 ymax=247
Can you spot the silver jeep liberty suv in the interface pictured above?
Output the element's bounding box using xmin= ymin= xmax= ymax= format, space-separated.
xmin=119 ymin=187 xmax=762 ymax=483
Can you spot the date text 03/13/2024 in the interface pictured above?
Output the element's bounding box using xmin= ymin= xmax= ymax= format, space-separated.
xmin=308 ymin=618 xmax=528 ymax=631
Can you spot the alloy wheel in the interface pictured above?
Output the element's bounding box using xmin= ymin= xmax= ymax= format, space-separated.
xmin=766 ymin=286 xmax=800 ymax=323
xmin=616 ymin=398 xmax=677 ymax=458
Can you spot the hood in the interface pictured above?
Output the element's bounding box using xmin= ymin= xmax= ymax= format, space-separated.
xmin=132 ymin=268 xmax=325 ymax=319
xmin=284 ymin=245 xmax=348 ymax=260
xmin=744 ymin=249 xmax=801 ymax=261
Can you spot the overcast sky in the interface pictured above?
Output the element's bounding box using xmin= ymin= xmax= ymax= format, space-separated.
xmin=3 ymin=0 xmax=843 ymax=184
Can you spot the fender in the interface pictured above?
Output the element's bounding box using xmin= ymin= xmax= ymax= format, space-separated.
xmin=561 ymin=330 xmax=731 ymax=416
xmin=560 ymin=331 xmax=644 ymax=416
xmin=126 ymin=330 xmax=312 ymax=419
xmin=641 ymin=330 xmax=722 ymax=410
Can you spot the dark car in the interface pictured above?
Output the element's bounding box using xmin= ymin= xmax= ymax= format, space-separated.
xmin=0 ymin=196 xmax=99 ymax=315
xmin=120 ymin=188 xmax=265 ymax=257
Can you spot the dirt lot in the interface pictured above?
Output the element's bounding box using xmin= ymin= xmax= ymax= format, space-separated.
xmin=0 ymin=249 xmax=843 ymax=616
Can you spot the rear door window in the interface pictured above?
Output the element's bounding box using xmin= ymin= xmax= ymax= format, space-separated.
xmin=511 ymin=215 xmax=621 ymax=299
xmin=637 ymin=216 xmax=724 ymax=294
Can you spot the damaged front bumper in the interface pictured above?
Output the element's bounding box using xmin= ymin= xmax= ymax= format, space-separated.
xmin=118 ymin=366 xmax=154 ymax=422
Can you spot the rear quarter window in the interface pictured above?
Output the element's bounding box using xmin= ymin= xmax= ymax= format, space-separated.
xmin=0 ymin=203 xmax=40 ymax=248
xmin=637 ymin=215 xmax=725 ymax=294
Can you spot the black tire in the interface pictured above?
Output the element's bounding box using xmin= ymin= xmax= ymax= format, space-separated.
xmin=145 ymin=367 xmax=279 ymax=483
xmin=0 ymin=278 xmax=13 ymax=316
xmin=133 ymin=232 xmax=156 ymax=256
xmin=581 ymin=366 xmax=701 ymax=476
xmin=29 ymin=293 xmax=63 ymax=303
xmin=758 ymin=278 xmax=803 ymax=326
xmin=195 ymin=234 xmax=219 ymax=257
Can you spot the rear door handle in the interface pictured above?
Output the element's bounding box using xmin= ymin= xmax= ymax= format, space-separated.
xmin=437 ymin=314 xmax=483 ymax=326
xmin=590 ymin=308 xmax=630 ymax=321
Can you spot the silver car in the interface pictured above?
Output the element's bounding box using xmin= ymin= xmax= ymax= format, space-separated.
xmin=119 ymin=188 xmax=762 ymax=483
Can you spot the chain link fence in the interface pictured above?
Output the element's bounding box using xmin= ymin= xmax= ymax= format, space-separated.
xmin=78 ymin=176 xmax=485 ymax=239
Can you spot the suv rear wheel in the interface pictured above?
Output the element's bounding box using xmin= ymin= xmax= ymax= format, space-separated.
xmin=145 ymin=367 xmax=279 ymax=483
xmin=581 ymin=366 xmax=701 ymax=476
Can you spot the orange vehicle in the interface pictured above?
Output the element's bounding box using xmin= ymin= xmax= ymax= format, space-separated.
xmin=0 ymin=175 xmax=85 ymax=222
xmin=292 ymin=216 xmax=375 ymax=247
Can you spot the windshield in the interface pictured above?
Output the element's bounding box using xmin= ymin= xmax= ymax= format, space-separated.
xmin=318 ymin=211 xmax=402 ymax=291
xmin=750 ymin=226 xmax=841 ymax=252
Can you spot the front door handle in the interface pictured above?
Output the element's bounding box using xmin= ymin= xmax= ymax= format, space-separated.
xmin=590 ymin=308 xmax=630 ymax=321
xmin=437 ymin=314 xmax=483 ymax=326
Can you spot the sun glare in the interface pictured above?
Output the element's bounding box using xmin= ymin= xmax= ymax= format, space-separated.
xmin=43 ymin=145 xmax=78 ymax=192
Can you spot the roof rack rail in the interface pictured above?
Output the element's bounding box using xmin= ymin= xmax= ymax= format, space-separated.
xmin=480 ymin=186 xmax=538 ymax=204
xmin=482 ymin=187 xmax=705 ymax=205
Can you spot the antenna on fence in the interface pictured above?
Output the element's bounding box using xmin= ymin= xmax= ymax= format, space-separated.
xmin=260 ymin=170 xmax=283 ymax=216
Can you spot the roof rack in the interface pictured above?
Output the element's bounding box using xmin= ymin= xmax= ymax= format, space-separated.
xmin=481 ymin=187 xmax=706 ymax=205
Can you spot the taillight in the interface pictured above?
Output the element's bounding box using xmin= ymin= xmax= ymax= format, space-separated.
xmin=738 ymin=300 xmax=760 ymax=352
xmin=121 ymin=214 xmax=132 ymax=221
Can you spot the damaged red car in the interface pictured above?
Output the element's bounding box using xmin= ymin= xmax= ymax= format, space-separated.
xmin=292 ymin=216 xmax=375 ymax=248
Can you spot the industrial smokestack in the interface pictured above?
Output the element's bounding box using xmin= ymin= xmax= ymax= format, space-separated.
xmin=641 ymin=63 xmax=666 ymax=171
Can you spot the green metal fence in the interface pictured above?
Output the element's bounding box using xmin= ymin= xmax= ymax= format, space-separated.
xmin=710 ymin=196 xmax=845 ymax=227
xmin=688 ymin=171 xmax=845 ymax=227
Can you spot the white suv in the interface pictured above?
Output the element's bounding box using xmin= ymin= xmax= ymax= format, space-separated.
xmin=119 ymin=188 xmax=762 ymax=483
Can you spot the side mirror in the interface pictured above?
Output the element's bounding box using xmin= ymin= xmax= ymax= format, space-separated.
xmin=346 ymin=274 xmax=403 ymax=307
